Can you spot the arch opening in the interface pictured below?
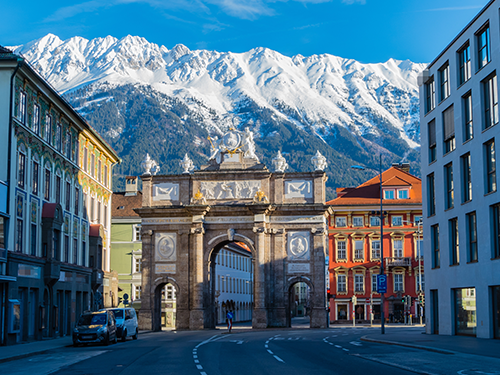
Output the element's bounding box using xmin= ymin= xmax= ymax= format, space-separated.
xmin=286 ymin=278 xmax=314 ymax=328
xmin=153 ymin=282 xmax=178 ymax=331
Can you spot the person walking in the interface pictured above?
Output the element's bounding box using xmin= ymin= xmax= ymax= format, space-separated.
xmin=226 ymin=310 xmax=234 ymax=333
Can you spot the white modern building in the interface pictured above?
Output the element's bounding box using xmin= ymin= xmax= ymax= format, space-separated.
xmin=419 ymin=0 xmax=500 ymax=338
xmin=214 ymin=243 xmax=253 ymax=324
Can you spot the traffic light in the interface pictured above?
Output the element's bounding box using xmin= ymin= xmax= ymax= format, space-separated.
xmin=406 ymin=296 xmax=412 ymax=305
xmin=401 ymin=296 xmax=405 ymax=304
xmin=118 ymin=297 xmax=123 ymax=306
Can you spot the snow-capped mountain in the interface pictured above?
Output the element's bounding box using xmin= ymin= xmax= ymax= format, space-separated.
xmin=10 ymin=34 xmax=426 ymax=196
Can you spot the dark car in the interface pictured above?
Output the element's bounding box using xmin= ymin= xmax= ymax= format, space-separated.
xmin=73 ymin=310 xmax=117 ymax=346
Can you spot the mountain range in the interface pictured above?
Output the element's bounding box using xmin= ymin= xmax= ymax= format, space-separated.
xmin=9 ymin=34 xmax=426 ymax=198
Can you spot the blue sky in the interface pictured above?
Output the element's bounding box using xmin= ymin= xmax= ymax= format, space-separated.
xmin=1 ymin=0 xmax=489 ymax=63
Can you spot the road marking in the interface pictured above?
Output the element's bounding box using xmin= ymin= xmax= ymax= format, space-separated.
xmin=274 ymin=355 xmax=285 ymax=363
xmin=343 ymin=348 xmax=349 ymax=352
xmin=331 ymin=335 xmax=338 ymax=337
xmin=193 ymin=355 xmax=198 ymax=359
xmin=267 ymin=350 xmax=274 ymax=355
xmin=265 ymin=344 xmax=268 ymax=348
xmin=200 ymin=373 xmax=207 ymax=375
xmin=196 ymin=365 xmax=203 ymax=370
xmin=349 ymin=341 xmax=362 ymax=346
xmin=335 ymin=345 xmax=342 ymax=348
xmin=194 ymin=360 xmax=199 ymax=363
xmin=229 ymin=340 xmax=244 ymax=344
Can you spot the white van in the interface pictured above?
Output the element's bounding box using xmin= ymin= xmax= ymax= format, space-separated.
xmin=105 ymin=308 xmax=138 ymax=341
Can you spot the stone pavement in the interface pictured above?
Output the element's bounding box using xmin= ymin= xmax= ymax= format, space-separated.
xmin=361 ymin=327 xmax=500 ymax=359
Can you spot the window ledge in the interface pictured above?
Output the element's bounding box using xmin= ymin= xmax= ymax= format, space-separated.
xmin=449 ymin=263 xmax=460 ymax=267
xmin=466 ymin=260 xmax=478 ymax=264
xmin=484 ymin=190 xmax=497 ymax=197
xmin=475 ymin=61 xmax=492 ymax=75
xmin=463 ymin=137 xmax=473 ymax=146
xmin=461 ymin=200 xmax=472 ymax=206
xmin=443 ymin=149 xmax=455 ymax=157
xmin=482 ymin=121 xmax=498 ymax=134
xmin=429 ymin=159 xmax=437 ymax=166
xmin=457 ymin=79 xmax=471 ymax=90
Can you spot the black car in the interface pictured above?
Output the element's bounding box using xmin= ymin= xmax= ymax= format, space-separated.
xmin=73 ymin=310 xmax=117 ymax=346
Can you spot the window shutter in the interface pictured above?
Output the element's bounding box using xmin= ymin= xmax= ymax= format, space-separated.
xmin=443 ymin=105 xmax=455 ymax=141
xmin=428 ymin=119 xmax=436 ymax=147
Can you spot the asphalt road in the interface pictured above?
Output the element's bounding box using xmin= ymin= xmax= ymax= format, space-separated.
xmin=2 ymin=326 xmax=499 ymax=375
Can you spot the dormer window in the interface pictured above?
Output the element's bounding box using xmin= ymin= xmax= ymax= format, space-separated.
xmin=397 ymin=189 xmax=409 ymax=199
xmin=384 ymin=190 xmax=395 ymax=199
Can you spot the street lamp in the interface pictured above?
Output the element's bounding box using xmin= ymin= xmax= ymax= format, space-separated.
xmin=351 ymin=155 xmax=385 ymax=334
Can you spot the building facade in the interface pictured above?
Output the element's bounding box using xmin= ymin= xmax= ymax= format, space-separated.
xmin=0 ymin=47 xmax=119 ymax=345
xmin=327 ymin=166 xmax=423 ymax=324
xmin=419 ymin=0 xmax=500 ymax=338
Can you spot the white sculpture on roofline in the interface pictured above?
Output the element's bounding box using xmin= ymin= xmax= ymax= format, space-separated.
xmin=311 ymin=150 xmax=327 ymax=171
xmin=208 ymin=126 xmax=259 ymax=164
xmin=141 ymin=153 xmax=160 ymax=176
xmin=272 ymin=151 xmax=288 ymax=173
xmin=180 ymin=153 xmax=195 ymax=174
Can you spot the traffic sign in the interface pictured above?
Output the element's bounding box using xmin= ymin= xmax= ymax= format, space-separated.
xmin=365 ymin=298 xmax=370 ymax=304
xmin=123 ymin=293 xmax=129 ymax=300
xmin=377 ymin=275 xmax=387 ymax=293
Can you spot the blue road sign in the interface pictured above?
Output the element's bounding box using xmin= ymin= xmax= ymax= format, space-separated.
xmin=377 ymin=275 xmax=387 ymax=293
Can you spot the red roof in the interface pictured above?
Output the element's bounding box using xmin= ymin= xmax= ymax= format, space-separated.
xmin=326 ymin=166 xmax=421 ymax=206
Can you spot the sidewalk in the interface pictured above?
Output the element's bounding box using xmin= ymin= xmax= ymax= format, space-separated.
xmin=361 ymin=327 xmax=500 ymax=359
xmin=0 ymin=330 xmax=152 ymax=364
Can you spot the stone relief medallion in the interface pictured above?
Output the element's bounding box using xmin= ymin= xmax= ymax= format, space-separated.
xmin=223 ymin=130 xmax=242 ymax=151
xmin=200 ymin=180 xmax=261 ymax=200
xmin=153 ymin=183 xmax=179 ymax=201
xmin=285 ymin=180 xmax=313 ymax=199
xmin=287 ymin=231 xmax=310 ymax=260
xmin=155 ymin=233 xmax=177 ymax=261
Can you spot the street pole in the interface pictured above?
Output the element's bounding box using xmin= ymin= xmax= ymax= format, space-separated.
xmin=379 ymin=154 xmax=385 ymax=335
xmin=418 ymin=219 xmax=423 ymax=326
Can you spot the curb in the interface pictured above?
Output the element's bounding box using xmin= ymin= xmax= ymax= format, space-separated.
xmin=360 ymin=335 xmax=455 ymax=355
xmin=0 ymin=348 xmax=55 ymax=364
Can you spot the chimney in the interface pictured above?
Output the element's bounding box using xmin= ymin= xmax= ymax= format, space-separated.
xmin=125 ymin=176 xmax=138 ymax=196
xmin=392 ymin=163 xmax=411 ymax=173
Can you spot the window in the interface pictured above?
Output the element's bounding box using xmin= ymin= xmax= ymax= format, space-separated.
xmin=416 ymin=273 xmax=425 ymax=293
xmin=134 ymin=258 xmax=142 ymax=273
xmin=458 ymin=42 xmax=471 ymax=85
xmin=17 ymin=151 xmax=26 ymax=189
xmin=33 ymin=104 xmax=40 ymax=134
xmin=44 ymin=114 xmax=52 ymax=143
xmin=91 ymin=154 xmax=95 ymax=177
xmin=431 ymin=224 xmax=440 ymax=268
xmin=65 ymin=181 xmax=71 ymax=210
xmin=444 ymin=163 xmax=454 ymax=209
xmin=392 ymin=216 xmax=402 ymax=227
xmin=485 ymin=139 xmax=497 ymax=193
xmin=83 ymin=147 xmax=88 ymax=171
xmin=414 ymin=216 xmax=422 ymax=225
xmin=477 ymin=23 xmax=490 ymax=70
xmin=394 ymin=273 xmax=403 ymax=292
xmin=65 ymin=132 xmax=71 ymax=159
xmin=449 ymin=218 xmax=459 ymax=265
xmin=55 ymin=175 xmax=61 ymax=204
xmin=98 ymin=160 xmax=102 ymax=182
xmin=134 ymin=285 xmax=142 ymax=300
xmin=491 ymin=203 xmax=500 ymax=259
xmin=64 ymin=234 xmax=69 ymax=263
xmin=370 ymin=216 xmax=380 ymax=226
xmin=354 ymin=240 xmax=364 ymax=260
xmin=56 ymin=123 xmax=62 ymax=151
xmin=90 ymin=197 xmax=95 ymax=222
xmin=97 ymin=201 xmax=101 ymax=224
xmin=337 ymin=241 xmax=346 ymax=260
xmin=371 ymin=274 xmax=377 ymax=293
xmin=337 ymin=275 xmax=346 ymax=292
xmin=463 ymin=93 xmax=473 ymax=141
xmin=466 ymin=212 xmax=478 ymax=262
xmin=81 ymin=240 xmax=86 ymax=266
xmin=461 ymin=153 xmax=472 ymax=203
xmin=371 ymin=240 xmax=380 ymax=259
xmin=384 ymin=190 xmax=395 ymax=199
xmin=397 ymin=189 xmax=409 ymax=199
xmin=352 ymin=216 xmax=363 ymax=227
xmin=83 ymin=193 xmax=87 ymax=219
xmin=427 ymin=173 xmax=436 ymax=216
xmin=483 ymin=73 xmax=498 ymax=129
xmin=393 ymin=239 xmax=403 ymax=257
xmin=455 ymin=288 xmax=476 ymax=336
xmin=30 ymin=223 xmax=37 ymax=256
xmin=443 ymin=105 xmax=455 ymax=153
xmin=73 ymin=238 xmax=77 ymax=265
xmin=32 ymin=161 xmax=39 ymax=195
xmin=75 ymin=187 xmax=79 ymax=214
xmin=428 ymin=119 xmax=436 ymax=162
xmin=425 ymin=76 xmax=435 ymax=113
xmin=354 ymin=275 xmax=364 ymax=293
xmin=16 ymin=218 xmax=23 ymax=252
xmin=44 ymin=168 xmax=51 ymax=201
xmin=104 ymin=165 xmax=108 ymax=187
xmin=335 ymin=217 xmax=346 ymax=227
xmin=19 ymin=91 xmax=26 ymax=124
xmin=133 ymin=225 xmax=142 ymax=241
xmin=439 ymin=63 xmax=450 ymax=102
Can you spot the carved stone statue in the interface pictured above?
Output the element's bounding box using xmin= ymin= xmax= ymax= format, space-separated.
xmin=272 ymin=151 xmax=288 ymax=173
xmin=180 ymin=153 xmax=195 ymax=174
xmin=141 ymin=153 xmax=160 ymax=176
xmin=208 ymin=127 xmax=259 ymax=164
xmin=311 ymin=150 xmax=327 ymax=171
xmin=242 ymin=127 xmax=259 ymax=162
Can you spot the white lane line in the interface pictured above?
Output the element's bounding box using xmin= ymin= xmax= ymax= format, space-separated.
xmin=267 ymin=350 xmax=274 ymax=355
xmin=343 ymin=348 xmax=349 ymax=352
xmin=200 ymin=373 xmax=207 ymax=375
xmin=331 ymin=335 xmax=338 ymax=337
xmin=349 ymin=341 xmax=362 ymax=347
xmin=274 ymin=355 xmax=285 ymax=363
xmin=193 ymin=355 xmax=198 ymax=359
xmin=265 ymin=344 xmax=268 ymax=348
xmin=196 ymin=365 xmax=203 ymax=370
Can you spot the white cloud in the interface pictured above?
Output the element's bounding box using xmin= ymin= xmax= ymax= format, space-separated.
xmin=341 ymin=0 xmax=366 ymax=4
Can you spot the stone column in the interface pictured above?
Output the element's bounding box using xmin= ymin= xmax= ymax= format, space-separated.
xmin=138 ymin=229 xmax=153 ymax=330
xmin=252 ymin=225 xmax=268 ymax=329
xmin=270 ymin=228 xmax=286 ymax=327
xmin=310 ymin=226 xmax=328 ymax=329
xmin=189 ymin=226 xmax=205 ymax=329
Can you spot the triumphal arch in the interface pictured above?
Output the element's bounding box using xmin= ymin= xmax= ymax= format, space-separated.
xmin=135 ymin=128 xmax=331 ymax=330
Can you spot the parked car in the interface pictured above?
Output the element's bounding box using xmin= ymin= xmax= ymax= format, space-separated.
xmin=103 ymin=307 xmax=138 ymax=341
xmin=73 ymin=310 xmax=117 ymax=346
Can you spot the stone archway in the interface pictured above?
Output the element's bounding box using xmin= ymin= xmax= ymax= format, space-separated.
xmin=135 ymin=129 xmax=331 ymax=330
xmin=151 ymin=277 xmax=181 ymax=331
xmin=285 ymin=276 xmax=316 ymax=327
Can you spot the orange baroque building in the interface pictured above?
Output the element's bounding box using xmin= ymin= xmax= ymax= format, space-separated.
xmin=326 ymin=164 xmax=423 ymax=324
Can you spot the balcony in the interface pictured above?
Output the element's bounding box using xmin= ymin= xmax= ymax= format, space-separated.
xmin=0 ymin=248 xmax=6 ymax=262
xmin=385 ymin=257 xmax=411 ymax=268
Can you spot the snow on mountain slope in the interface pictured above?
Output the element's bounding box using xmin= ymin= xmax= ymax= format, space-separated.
xmin=10 ymin=34 xmax=425 ymax=148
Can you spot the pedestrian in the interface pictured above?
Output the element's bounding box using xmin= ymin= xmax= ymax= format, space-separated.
xmin=226 ymin=310 xmax=234 ymax=333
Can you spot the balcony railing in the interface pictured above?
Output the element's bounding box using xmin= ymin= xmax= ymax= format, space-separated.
xmin=385 ymin=257 xmax=411 ymax=267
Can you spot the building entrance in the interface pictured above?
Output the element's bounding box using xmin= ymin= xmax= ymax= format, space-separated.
xmin=136 ymin=128 xmax=331 ymax=330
